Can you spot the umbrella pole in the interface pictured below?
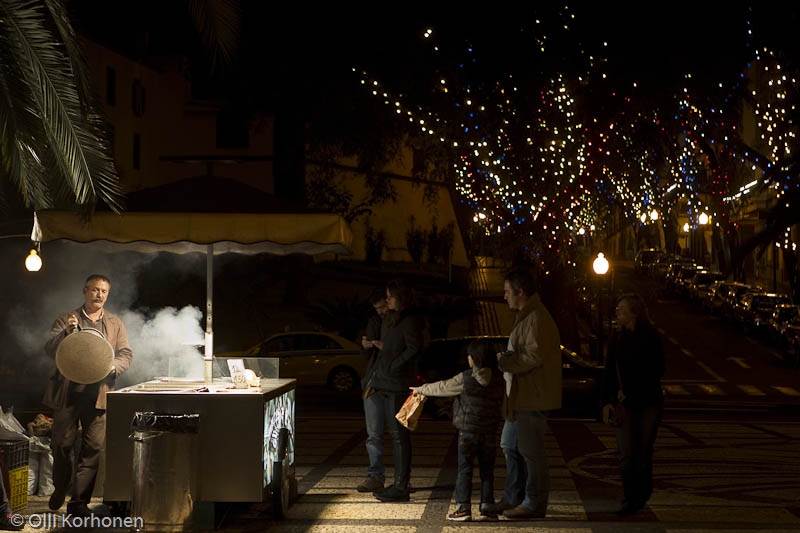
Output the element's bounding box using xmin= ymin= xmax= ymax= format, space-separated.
xmin=204 ymin=244 xmax=214 ymax=385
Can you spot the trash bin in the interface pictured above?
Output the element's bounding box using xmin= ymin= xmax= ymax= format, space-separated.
xmin=130 ymin=412 xmax=200 ymax=532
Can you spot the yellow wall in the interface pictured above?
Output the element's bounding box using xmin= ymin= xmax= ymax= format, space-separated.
xmin=339 ymin=174 xmax=469 ymax=267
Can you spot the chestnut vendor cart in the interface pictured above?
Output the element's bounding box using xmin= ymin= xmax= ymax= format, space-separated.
xmin=31 ymin=209 xmax=354 ymax=527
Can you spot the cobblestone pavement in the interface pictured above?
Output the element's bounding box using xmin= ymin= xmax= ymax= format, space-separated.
xmin=17 ymin=414 xmax=800 ymax=532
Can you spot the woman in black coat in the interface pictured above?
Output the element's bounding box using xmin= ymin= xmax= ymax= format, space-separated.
xmin=365 ymin=279 xmax=426 ymax=503
xmin=602 ymin=292 xmax=665 ymax=516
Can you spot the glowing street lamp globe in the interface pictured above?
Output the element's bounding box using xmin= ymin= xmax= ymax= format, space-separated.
xmin=593 ymin=252 xmax=609 ymax=275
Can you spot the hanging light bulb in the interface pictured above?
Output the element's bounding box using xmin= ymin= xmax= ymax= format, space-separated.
xmin=25 ymin=249 xmax=42 ymax=272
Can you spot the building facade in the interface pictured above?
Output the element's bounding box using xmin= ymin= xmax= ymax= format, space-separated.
xmin=80 ymin=37 xmax=470 ymax=268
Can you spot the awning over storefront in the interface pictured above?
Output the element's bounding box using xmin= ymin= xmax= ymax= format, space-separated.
xmin=31 ymin=210 xmax=353 ymax=256
xmin=30 ymin=209 xmax=354 ymax=377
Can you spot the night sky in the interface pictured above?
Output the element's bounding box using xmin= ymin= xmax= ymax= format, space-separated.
xmin=67 ymin=2 xmax=800 ymax=117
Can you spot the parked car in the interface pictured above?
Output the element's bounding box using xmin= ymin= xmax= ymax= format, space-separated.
xmin=634 ymin=249 xmax=663 ymax=275
xmin=687 ymin=271 xmax=727 ymax=304
xmin=418 ymin=336 xmax=605 ymax=419
xmin=764 ymin=304 xmax=800 ymax=346
xmin=672 ymin=265 xmax=705 ymax=297
xmin=215 ymin=331 xmax=366 ymax=393
xmin=719 ymin=284 xmax=763 ymax=322
xmin=703 ymin=281 xmax=750 ymax=315
xmin=778 ymin=318 xmax=800 ymax=366
xmin=663 ymin=261 xmax=697 ymax=293
xmin=731 ymin=292 xmax=792 ymax=335
xmin=648 ymin=254 xmax=680 ymax=281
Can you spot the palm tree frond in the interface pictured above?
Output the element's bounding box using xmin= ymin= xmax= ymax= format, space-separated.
xmin=186 ymin=0 xmax=241 ymax=72
xmin=41 ymin=0 xmax=93 ymax=114
xmin=1 ymin=0 xmax=123 ymax=212
xmin=0 ymin=1 xmax=53 ymax=210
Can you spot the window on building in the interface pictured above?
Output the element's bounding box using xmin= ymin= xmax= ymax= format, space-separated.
xmin=106 ymin=67 xmax=116 ymax=106
xmin=132 ymin=133 xmax=140 ymax=170
xmin=131 ymin=79 xmax=146 ymax=117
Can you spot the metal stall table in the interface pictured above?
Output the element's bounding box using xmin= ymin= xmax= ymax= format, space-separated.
xmin=105 ymin=378 xmax=296 ymax=527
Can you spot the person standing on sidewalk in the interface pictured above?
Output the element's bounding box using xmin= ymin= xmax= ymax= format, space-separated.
xmin=409 ymin=340 xmax=505 ymax=521
xmin=492 ymin=268 xmax=562 ymax=520
xmin=366 ymin=279 xmax=426 ymax=503
xmin=602 ymin=292 xmax=665 ymax=517
xmin=357 ymin=287 xmax=389 ymax=493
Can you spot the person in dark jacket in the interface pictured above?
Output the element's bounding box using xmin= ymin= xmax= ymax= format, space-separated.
xmin=357 ymin=287 xmax=389 ymax=493
xmin=410 ymin=340 xmax=505 ymax=521
xmin=602 ymin=292 xmax=665 ymax=517
xmin=368 ymin=279 xmax=426 ymax=503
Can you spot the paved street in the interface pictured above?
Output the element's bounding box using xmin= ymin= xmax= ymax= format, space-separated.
xmin=11 ymin=258 xmax=800 ymax=531
xmin=19 ymin=413 xmax=800 ymax=532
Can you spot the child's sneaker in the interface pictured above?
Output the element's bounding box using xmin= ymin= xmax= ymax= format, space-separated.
xmin=477 ymin=503 xmax=498 ymax=521
xmin=447 ymin=505 xmax=472 ymax=521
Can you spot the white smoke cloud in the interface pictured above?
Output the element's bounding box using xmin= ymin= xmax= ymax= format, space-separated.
xmin=0 ymin=242 xmax=210 ymax=408
xmin=117 ymin=305 xmax=206 ymax=387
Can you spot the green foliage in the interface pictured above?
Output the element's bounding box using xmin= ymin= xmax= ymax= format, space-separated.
xmin=425 ymin=220 xmax=456 ymax=264
xmin=406 ymin=215 xmax=426 ymax=264
xmin=426 ymin=222 xmax=441 ymax=264
xmin=364 ymin=223 xmax=386 ymax=265
xmin=305 ymin=144 xmax=398 ymax=223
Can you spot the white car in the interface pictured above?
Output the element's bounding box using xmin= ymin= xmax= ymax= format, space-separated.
xmin=216 ymin=331 xmax=365 ymax=393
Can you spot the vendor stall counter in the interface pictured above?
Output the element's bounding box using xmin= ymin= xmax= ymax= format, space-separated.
xmin=104 ymin=376 xmax=296 ymax=523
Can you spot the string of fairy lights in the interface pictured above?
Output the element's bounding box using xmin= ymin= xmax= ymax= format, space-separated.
xmin=355 ymin=6 xmax=799 ymax=259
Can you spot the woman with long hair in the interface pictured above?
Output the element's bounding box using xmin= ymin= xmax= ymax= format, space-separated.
xmin=363 ymin=279 xmax=426 ymax=502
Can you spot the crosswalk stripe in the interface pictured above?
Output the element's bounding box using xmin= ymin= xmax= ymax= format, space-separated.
xmin=664 ymin=383 xmax=800 ymax=398
xmin=663 ymin=384 xmax=690 ymax=395
xmin=737 ymin=385 xmax=766 ymax=396
xmin=696 ymin=384 xmax=725 ymax=395
xmin=772 ymin=386 xmax=800 ymax=396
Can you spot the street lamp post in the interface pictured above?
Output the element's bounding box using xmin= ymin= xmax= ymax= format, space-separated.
xmin=592 ymin=252 xmax=610 ymax=361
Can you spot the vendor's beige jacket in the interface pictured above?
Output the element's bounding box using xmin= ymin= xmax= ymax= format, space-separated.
xmin=499 ymin=293 xmax=562 ymax=417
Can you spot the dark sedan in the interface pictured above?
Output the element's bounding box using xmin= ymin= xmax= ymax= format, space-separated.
xmin=417 ymin=336 xmax=604 ymax=419
xmin=764 ymin=304 xmax=800 ymax=346
xmin=731 ymin=292 xmax=792 ymax=335
xmin=779 ymin=319 xmax=800 ymax=366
